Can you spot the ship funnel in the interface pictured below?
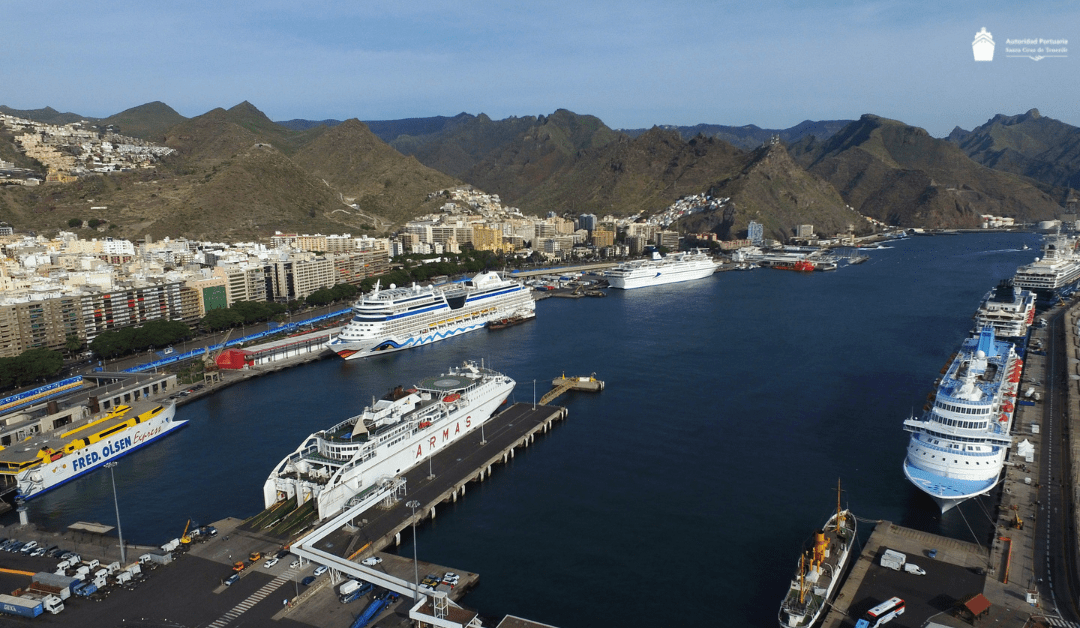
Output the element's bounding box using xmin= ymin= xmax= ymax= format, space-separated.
xmin=813 ymin=530 xmax=828 ymax=566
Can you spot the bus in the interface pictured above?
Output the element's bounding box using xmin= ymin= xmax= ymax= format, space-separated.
xmin=855 ymin=597 xmax=905 ymax=628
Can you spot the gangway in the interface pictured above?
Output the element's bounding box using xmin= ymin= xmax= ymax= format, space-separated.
xmin=290 ymin=477 xmax=476 ymax=627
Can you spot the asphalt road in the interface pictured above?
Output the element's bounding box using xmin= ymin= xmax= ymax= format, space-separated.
xmin=1036 ymin=307 xmax=1080 ymax=622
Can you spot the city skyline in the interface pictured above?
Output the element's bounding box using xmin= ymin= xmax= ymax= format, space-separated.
xmin=3 ymin=1 xmax=1077 ymax=139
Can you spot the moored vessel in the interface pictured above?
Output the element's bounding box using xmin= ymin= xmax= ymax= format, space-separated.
xmin=778 ymin=482 xmax=856 ymax=628
xmin=263 ymin=361 xmax=515 ymax=519
xmin=327 ymin=272 xmax=534 ymax=360
xmin=605 ymin=249 xmax=717 ymax=289
xmin=972 ymin=280 xmax=1036 ymax=340
xmin=1012 ymin=233 xmax=1080 ymax=301
xmin=0 ymin=401 xmax=184 ymax=500
xmin=902 ymin=326 xmax=1020 ymax=512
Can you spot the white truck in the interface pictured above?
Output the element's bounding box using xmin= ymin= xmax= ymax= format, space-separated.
xmin=903 ymin=563 xmax=926 ymax=575
xmin=880 ymin=549 xmax=906 ymax=571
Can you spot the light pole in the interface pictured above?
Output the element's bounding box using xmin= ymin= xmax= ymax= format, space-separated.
xmin=105 ymin=461 xmax=125 ymax=564
xmin=427 ymin=454 xmax=434 ymax=480
xmin=480 ymin=422 xmax=486 ymax=446
xmin=406 ymin=500 xmax=421 ymax=600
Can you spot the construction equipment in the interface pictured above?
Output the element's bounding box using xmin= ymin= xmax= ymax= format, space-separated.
xmin=1011 ymin=505 xmax=1024 ymax=530
xmin=180 ymin=519 xmax=193 ymax=544
xmin=203 ymin=328 xmax=234 ymax=385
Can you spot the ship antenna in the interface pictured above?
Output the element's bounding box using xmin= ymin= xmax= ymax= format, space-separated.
xmin=836 ymin=478 xmax=844 ymax=530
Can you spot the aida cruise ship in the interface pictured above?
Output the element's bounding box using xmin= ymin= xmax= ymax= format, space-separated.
xmin=327 ymin=272 xmax=534 ymax=360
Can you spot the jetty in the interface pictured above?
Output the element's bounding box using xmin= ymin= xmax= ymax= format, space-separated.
xmin=539 ymin=374 xmax=604 ymax=406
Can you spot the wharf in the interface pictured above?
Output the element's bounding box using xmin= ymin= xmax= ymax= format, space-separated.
xmin=289 ymin=402 xmax=568 ymax=557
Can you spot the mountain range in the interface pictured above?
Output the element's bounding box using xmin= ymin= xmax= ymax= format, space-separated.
xmin=1 ymin=101 xmax=1077 ymax=242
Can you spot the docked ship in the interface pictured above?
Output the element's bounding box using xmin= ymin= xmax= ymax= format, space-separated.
xmin=973 ymin=280 xmax=1036 ymax=340
xmin=605 ymin=249 xmax=717 ymax=289
xmin=0 ymin=401 xmax=183 ymax=500
xmin=1012 ymin=234 xmax=1080 ymax=301
xmin=778 ymin=483 xmax=856 ymax=628
xmin=902 ymin=326 xmax=1021 ymax=512
xmin=327 ymin=272 xmax=535 ymax=360
xmin=263 ymin=361 xmax=515 ymax=519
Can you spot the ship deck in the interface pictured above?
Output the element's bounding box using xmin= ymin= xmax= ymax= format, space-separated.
xmin=0 ymin=400 xmax=166 ymax=468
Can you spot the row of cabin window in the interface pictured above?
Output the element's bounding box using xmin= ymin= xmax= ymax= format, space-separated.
xmin=936 ymin=401 xmax=989 ymax=416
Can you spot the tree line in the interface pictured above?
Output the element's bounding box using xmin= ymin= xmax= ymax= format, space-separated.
xmin=88 ymin=319 xmax=192 ymax=359
xmin=0 ymin=348 xmax=64 ymax=390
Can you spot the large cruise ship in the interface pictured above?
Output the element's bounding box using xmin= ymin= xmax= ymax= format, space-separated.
xmin=1013 ymin=234 xmax=1080 ymax=300
xmin=263 ymin=361 xmax=515 ymax=519
xmin=0 ymin=401 xmax=183 ymax=500
xmin=605 ymin=250 xmax=717 ymax=289
xmin=972 ymin=281 xmax=1036 ymax=340
xmin=327 ymin=272 xmax=535 ymax=360
xmin=902 ymin=326 xmax=1020 ymax=512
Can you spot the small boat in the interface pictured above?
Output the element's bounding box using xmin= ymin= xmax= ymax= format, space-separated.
xmin=778 ymin=481 xmax=857 ymax=628
xmin=488 ymin=311 xmax=536 ymax=330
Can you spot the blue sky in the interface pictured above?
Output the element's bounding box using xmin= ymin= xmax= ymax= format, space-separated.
xmin=3 ymin=1 xmax=1077 ymax=136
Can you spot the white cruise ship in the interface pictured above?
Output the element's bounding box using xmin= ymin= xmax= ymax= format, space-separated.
xmin=902 ymin=326 xmax=1020 ymax=512
xmin=1013 ymin=234 xmax=1080 ymax=299
xmin=263 ymin=361 xmax=515 ymax=519
xmin=1 ymin=401 xmax=183 ymax=500
xmin=605 ymin=250 xmax=717 ymax=289
xmin=972 ymin=281 xmax=1036 ymax=339
xmin=327 ymin=272 xmax=535 ymax=360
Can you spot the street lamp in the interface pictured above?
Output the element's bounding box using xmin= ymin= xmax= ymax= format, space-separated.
xmin=407 ymin=500 xmax=421 ymax=600
xmin=105 ymin=461 xmax=125 ymax=564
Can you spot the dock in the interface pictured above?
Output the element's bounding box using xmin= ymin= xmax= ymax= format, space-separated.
xmin=539 ymin=374 xmax=604 ymax=405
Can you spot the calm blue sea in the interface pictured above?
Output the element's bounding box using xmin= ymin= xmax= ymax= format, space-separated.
xmin=3 ymin=232 xmax=1040 ymax=627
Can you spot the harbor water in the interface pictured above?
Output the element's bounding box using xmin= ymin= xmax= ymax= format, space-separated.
xmin=2 ymin=232 xmax=1039 ymax=627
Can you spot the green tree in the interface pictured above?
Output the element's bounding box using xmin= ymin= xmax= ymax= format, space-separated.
xmin=67 ymin=217 xmax=82 ymax=228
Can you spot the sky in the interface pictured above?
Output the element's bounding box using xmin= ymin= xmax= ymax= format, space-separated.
xmin=3 ymin=1 xmax=1078 ymax=137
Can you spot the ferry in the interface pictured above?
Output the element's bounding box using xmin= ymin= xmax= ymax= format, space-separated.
xmin=263 ymin=361 xmax=515 ymax=519
xmin=327 ymin=272 xmax=535 ymax=360
xmin=902 ymin=326 xmax=1020 ymax=512
xmin=1012 ymin=234 xmax=1080 ymax=301
xmin=778 ymin=482 xmax=856 ymax=628
xmin=972 ymin=280 xmax=1036 ymax=340
xmin=605 ymin=249 xmax=717 ymax=289
xmin=0 ymin=401 xmax=183 ymax=500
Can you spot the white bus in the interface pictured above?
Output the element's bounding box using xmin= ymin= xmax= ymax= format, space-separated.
xmin=855 ymin=597 xmax=905 ymax=628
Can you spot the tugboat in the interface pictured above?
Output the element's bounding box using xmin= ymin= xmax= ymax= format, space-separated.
xmin=778 ymin=481 xmax=857 ymax=628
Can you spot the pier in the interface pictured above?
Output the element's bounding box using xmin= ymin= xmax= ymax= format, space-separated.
xmin=539 ymin=374 xmax=604 ymax=405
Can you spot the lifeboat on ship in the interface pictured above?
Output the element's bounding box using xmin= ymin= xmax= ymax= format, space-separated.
xmin=443 ymin=393 xmax=461 ymax=403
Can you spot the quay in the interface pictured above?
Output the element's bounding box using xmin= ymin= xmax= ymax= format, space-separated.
xmin=0 ymin=397 xmax=582 ymax=628
xmin=819 ymin=298 xmax=1080 ymax=628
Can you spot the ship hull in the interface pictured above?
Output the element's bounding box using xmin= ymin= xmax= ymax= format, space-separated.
xmin=330 ymin=320 xmax=490 ymax=360
xmin=263 ymin=364 xmax=514 ymax=519
xmin=778 ymin=510 xmax=856 ymax=628
xmin=14 ymin=403 xmax=185 ymax=500
xmin=607 ymin=261 xmax=716 ymax=289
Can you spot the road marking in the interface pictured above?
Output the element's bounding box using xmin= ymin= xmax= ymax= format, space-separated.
xmin=207 ymin=568 xmax=296 ymax=627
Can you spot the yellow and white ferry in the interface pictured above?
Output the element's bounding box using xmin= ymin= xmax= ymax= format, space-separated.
xmin=0 ymin=401 xmax=184 ymax=500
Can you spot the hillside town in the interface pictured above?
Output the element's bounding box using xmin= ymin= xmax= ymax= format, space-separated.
xmin=0 ymin=113 xmax=174 ymax=184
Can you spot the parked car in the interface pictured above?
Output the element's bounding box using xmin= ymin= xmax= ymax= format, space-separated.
xmin=264 ymin=557 xmax=279 ymax=569
xmin=361 ymin=556 xmax=382 ymax=566
xmin=289 ymin=559 xmax=301 ymax=569
xmin=313 ymin=565 xmax=328 ymax=577
xmin=301 ymin=576 xmax=316 ymax=586
xmin=225 ymin=573 xmax=240 ymax=586
xmin=275 ymin=549 xmax=290 ymax=559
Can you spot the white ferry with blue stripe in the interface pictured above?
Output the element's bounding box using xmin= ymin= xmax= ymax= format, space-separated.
xmin=902 ymin=326 xmax=1021 ymax=512
xmin=327 ymin=272 xmax=535 ymax=360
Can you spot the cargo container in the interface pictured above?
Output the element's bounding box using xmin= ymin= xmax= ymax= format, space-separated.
xmin=28 ymin=582 xmax=70 ymax=601
xmin=0 ymin=593 xmax=43 ymax=617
